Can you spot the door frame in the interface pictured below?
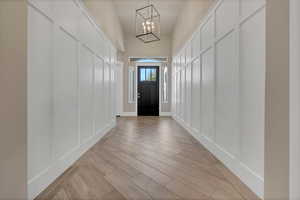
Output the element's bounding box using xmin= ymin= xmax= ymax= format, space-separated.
xmin=135 ymin=62 xmax=162 ymax=116
xmin=115 ymin=61 xmax=123 ymax=116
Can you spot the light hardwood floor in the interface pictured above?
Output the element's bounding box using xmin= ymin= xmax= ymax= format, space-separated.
xmin=36 ymin=117 xmax=260 ymax=200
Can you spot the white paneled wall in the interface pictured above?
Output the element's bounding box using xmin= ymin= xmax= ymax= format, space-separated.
xmin=172 ymin=0 xmax=265 ymax=197
xmin=27 ymin=0 xmax=117 ymax=199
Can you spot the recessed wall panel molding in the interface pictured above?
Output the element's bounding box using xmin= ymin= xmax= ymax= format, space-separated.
xmin=240 ymin=0 xmax=265 ymax=20
xmin=79 ymin=14 xmax=95 ymax=51
xmin=53 ymin=28 xmax=79 ymax=160
xmin=176 ymin=65 xmax=181 ymax=117
xmin=28 ymin=5 xmax=54 ymax=180
xmin=186 ymin=63 xmax=192 ymax=126
xmin=79 ymin=46 xmax=95 ymax=143
xmin=94 ymin=56 xmax=105 ymax=134
xmin=191 ymin=29 xmax=201 ymax=59
xmin=215 ymin=32 xmax=239 ymax=157
xmin=240 ymin=8 xmax=265 ymax=178
xmin=181 ymin=66 xmax=186 ymax=120
xmin=200 ymin=48 xmax=214 ymax=140
xmin=181 ymin=49 xmax=186 ymax=67
xmin=104 ymin=63 xmax=110 ymax=125
xmin=53 ymin=0 xmax=80 ymax=38
xmin=172 ymin=61 xmax=177 ymax=117
xmin=27 ymin=0 xmax=117 ymax=198
xmin=28 ymin=0 xmax=54 ymax=20
xmin=201 ymin=16 xmax=214 ymax=51
xmin=186 ymin=42 xmax=192 ymax=64
xmin=110 ymin=65 xmax=116 ymax=121
xmin=191 ymin=58 xmax=201 ymax=133
xmin=216 ymin=0 xmax=238 ymax=38
xmin=172 ymin=0 xmax=266 ymax=197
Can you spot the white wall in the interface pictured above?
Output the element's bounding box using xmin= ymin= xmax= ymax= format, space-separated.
xmin=290 ymin=0 xmax=300 ymax=199
xmin=0 ymin=1 xmax=27 ymax=198
xmin=172 ymin=0 xmax=265 ymax=198
xmin=265 ymin=0 xmax=290 ymax=198
xmin=27 ymin=0 xmax=117 ymax=199
xmin=172 ymin=0 xmax=216 ymax=55
xmin=84 ymin=0 xmax=125 ymax=51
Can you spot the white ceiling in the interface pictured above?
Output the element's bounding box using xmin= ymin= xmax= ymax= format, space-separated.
xmin=112 ymin=0 xmax=185 ymax=36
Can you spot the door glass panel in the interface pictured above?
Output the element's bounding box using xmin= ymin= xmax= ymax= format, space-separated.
xmin=146 ymin=68 xmax=151 ymax=80
xmin=140 ymin=68 xmax=145 ymax=81
xmin=140 ymin=67 xmax=157 ymax=81
xmin=151 ymin=69 xmax=156 ymax=81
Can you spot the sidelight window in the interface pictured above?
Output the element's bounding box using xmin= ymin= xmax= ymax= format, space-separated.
xmin=162 ymin=65 xmax=168 ymax=103
xmin=128 ymin=67 xmax=136 ymax=103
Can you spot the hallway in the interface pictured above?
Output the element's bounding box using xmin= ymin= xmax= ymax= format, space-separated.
xmin=36 ymin=117 xmax=259 ymax=200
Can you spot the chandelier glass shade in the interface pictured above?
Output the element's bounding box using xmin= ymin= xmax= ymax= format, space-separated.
xmin=135 ymin=3 xmax=160 ymax=43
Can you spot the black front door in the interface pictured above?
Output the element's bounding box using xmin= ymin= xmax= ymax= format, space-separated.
xmin=138 ymin=66 xmax=159 ymax=116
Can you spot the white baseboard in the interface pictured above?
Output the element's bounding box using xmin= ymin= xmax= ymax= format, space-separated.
xmin=160 ymin=112 xmax=172 ymax=116
xmin=172 ymin=116 xmax=264 ymax=199
xmin=120 ymin=112 xmax=137 ymax=117
xmin=28 ymin=122 xmax=116 ymax=200
xmin=120 ymin=112 xmax=171 ymax=117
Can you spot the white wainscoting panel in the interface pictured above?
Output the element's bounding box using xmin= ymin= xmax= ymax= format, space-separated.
xmin=28 ymin=5 xmax=54 ymax=180
xmin=53 ymin=27 xmax=79 ymax=160
xmin=240 ymin=8 xmax=265 ymax=178
xmin=215 ymin=0 xmax=238 ymax=38
xmin=192 ymin=29 xmax=201 ymax=59
xmin=215 ymin=32 xmax=239 ymax=157
xmin=79 ymin=46 xmax=94 ymax=143
xmin=240 ymin=0 xmax=265 ymax=19
xmin=201 ymin=48 xmax=215 ymax=141
xmin=104 ymin=63 xmax=110 ymax=124
xmin=186 ymin=42 xmax=192 ymax=64
xmin=176 ymin=64 xmax=181 ymax=117
xmin=94 ymin=56 xmax=105 ymax=133
xmin=54 ymin=0 xmax=80 ymax=38
xmin=186 ymin=63 xmax=192 ymax=126
xmin=201 ymin=16 xmax=214 ymax=51
xmin=191 ymin=58 xmax=201 ymax=133
xmin=181 ymin=67 xmax=186 ymax=121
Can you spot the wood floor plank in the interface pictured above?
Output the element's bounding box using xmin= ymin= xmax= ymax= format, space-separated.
xmin=215 ymin=164 xmax=260 ymax=200
xmin=93 ymin=147 xmax=141 ymax=177
xmin=131 ymin=173 xmax=180 ymax=200
xmin=165 ymin=179 xmax=210 ymax=200
xmin=104 ymin=171 xmax=152 ymax=200
xmin=105 ymin=149 xmax=173 ymax=185
xmin=104 ymin=138 xmax=226 ymax=181
xmin=101 ymin=190 xmax=127 ymax=200
xmin=36 ymin=117 xmax=260 ymax=200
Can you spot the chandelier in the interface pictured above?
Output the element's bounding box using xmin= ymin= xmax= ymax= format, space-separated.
xmin=135 ymin=0 xmax=160 ymax=43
